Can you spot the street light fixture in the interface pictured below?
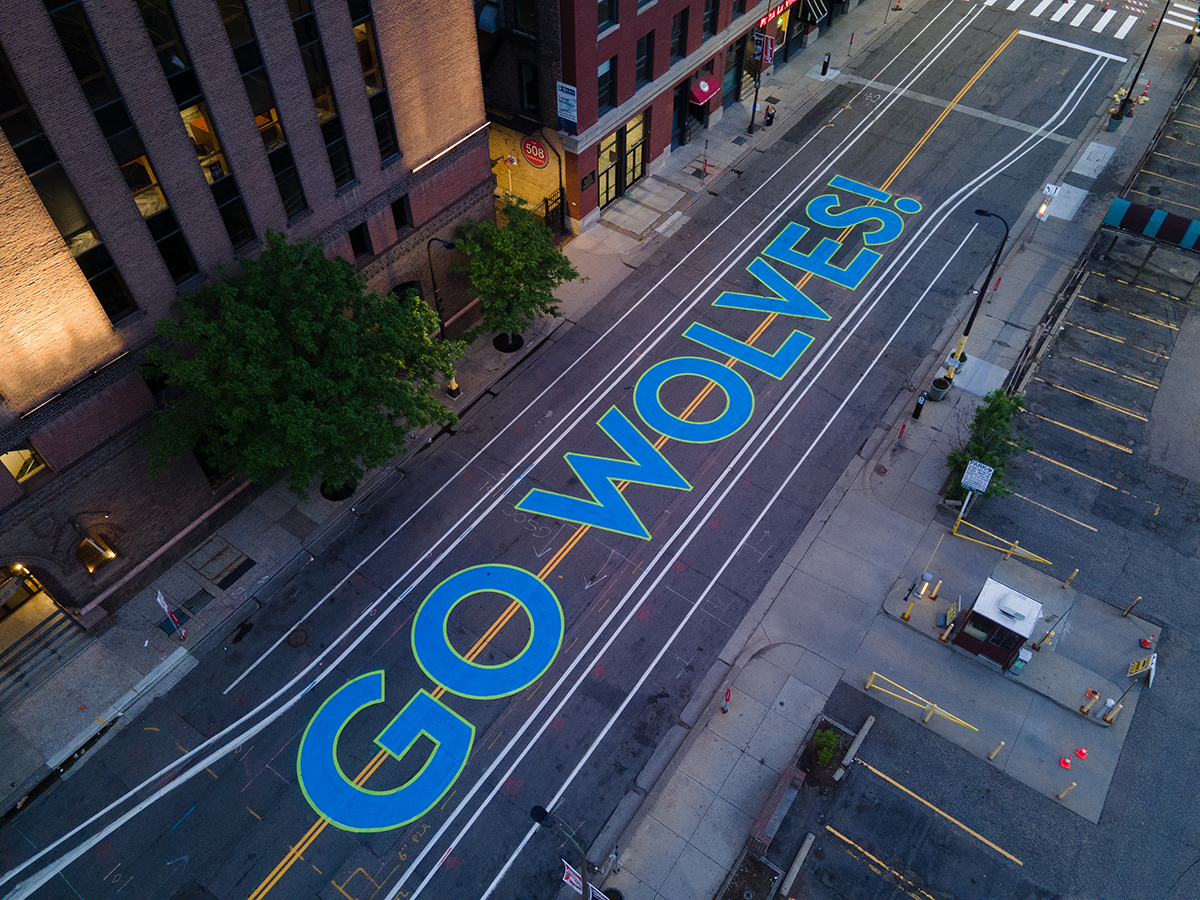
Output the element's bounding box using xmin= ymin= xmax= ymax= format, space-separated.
xmin=426 ymin=237 xmax=461 ymax=398
xmin=945 ymin=209 xmax=1010 ymax=381
xmin=531 ymin=804 xmax=595 ymax=900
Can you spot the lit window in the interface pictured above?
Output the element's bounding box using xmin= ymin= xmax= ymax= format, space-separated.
xmin=1 ymin=443 xmax=48 ymax=483
xmin=77 ymin=535 xmax=118 ymax=573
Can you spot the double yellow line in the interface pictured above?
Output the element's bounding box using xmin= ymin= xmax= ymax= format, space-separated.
xmin=248 ymin=31 xmax=1017 ymax=899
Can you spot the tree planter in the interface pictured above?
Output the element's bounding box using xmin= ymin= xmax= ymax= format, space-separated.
xmin=798 ymin=718 xmax=854 ymax=791
xmin=320 ymin=480 xmax=358 ymax=501
xmin=493 ymin=332 xmax=524 ymax=353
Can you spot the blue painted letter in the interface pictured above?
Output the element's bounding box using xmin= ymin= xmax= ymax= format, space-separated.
xmin=516 ymin=407 xmax=690 ymax=539
xmin=683 ymin=322 xmax=813 ymax=380
xmin=763 ymin=222 xmax=881 ymax=290
xmin=298 ymin=674 xmax=473 ymax=832
xmin=634 ymin=357 xmax=754 ymax=444
xmin=714 ymin=256 xmax=831 ymax=320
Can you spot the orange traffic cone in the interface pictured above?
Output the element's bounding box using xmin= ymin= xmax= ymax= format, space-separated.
xmin=1076 ymin=747 xmax=1088 ymax=759
xmin=1148 ymin=13 xmax=1158 ymax=28
xmin=1060 ymin=757 xmax=1072 ymax=769
xmin=1141 ymin=634 xmax=1155 ymax=648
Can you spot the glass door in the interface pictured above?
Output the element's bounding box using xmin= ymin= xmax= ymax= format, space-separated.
xmin=597 ymin=131 xmax=618 ymax=208
xmin=623 ymin=112 xmax=646 ymax=190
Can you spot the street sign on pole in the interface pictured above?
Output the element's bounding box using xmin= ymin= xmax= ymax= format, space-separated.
xmin=562 ymin=861 xmax=607 ymax=900
xmin=962 ymin=460 xmax=994 ymax=493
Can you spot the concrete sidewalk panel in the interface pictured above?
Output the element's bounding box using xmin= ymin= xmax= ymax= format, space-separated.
xmin=703 ymin=687 xmax=767 ymax=750
xmin=721 ymin=753 xmax=781 ymax=818
xmin=651 ymin=772 xmax=716 ymax=841
xmin=676 ymin=729 xmax=741 ymax=792
xmin=614 ymin=815 xmax=688 ymax=892
xmin=745 ymin=709 xmax=807 ymax=772
xmin=735 ymin=656 xmax=791 ymax=707
xmin=798 ymin=537 xmax=897 ymax=605
xmin=688 ymin=795 xmax=756 ymax=870
xmin=658 ymin=842 xmax=729 ymax=900
xmin=772 ymin=676 xmax=828 ymax=732
xmin=813 ymin=486 xmax=928 ymax=575
xmin=792 ymin=649 xmax=844 ymax=696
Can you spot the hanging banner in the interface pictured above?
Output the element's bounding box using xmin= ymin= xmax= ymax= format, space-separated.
xmin=562 ymin=860 xmax=608 ymax=900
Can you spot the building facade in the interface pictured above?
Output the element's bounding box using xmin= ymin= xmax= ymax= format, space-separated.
xmin=477 ymin=0 xmax=832 ymax=233
xmin=0 ymin=0 xmax=493 ymax=624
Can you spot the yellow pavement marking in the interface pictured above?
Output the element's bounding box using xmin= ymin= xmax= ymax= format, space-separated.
xmin=1127 ymin=187 xmax=1200 ymax=215
xmin=1068 ymin=356 xmax=1159 ymax=389
xmin=253 ymin=31 xmax=1022 ymax=899
xmin=1017 ymin=447 xmax=1160 ymax=514
xmin=1012 ymin=494 xmax=1098 ymax=531
xmin=1022 ymin=411 xmax=1133 ymax=453
xmin=855 ymin=760 xmax=1023 ymax=865
xmin=247 ymin=808 xmax=262 ymax=820
xmin=824 ymin=826 xmax=940 ymax=900
xmin=1083 ymin=272 xmax=1186 ymax=302
xmin=1063 ymin=322 xmax=1170 ymax=359
xmin=1137 ymin=168 xmax=1200 ymax=190
xmin=1032 ymin=378 xmax=1147 ymax=420
xmin=1149 ymin=150 xmax=1200 ymax=169
xmin=1081 ymin=296 xmax=1179 ymax=331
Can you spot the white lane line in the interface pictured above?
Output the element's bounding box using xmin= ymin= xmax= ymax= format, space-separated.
xmin=471 ymin=53 xmax=1115 ymax=900
xmin=0 ymin=2 xmax=983 ymax=896
xmin=1007 ymin=0 xmax=1027 ymax=10
xmin=1114 ymin=13 xmax=1138 ymax=35
xmin=1031 ymin=0 xmax=1057 ymax=15
xmin=1071 ymin=3 xmax=1096 ymax=24
xmin=1093 ymin=8 xmax=1117 ymax=28
xmin=1019 ymin=28 xmax=1129 ymax=58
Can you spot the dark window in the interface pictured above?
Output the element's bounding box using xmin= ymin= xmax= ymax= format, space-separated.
xmin=514 ymin=0 xmax=536 ymax=30
xmin=391 ymin=195 xmax=411 ymax=231
xmin=348 ymin=222 xmax=372 ymax=261
xmin=46 ymin=0 xmax=196 ymax=285
xmin=217 ymin=0 xmax=308 ymax=216
xmin=733 ymin=0 xmax=746 ymax=16
xmin=703 ymin=0 xmax=717 ymax=37
xmin=351 ymin=2 xmax=399 ymax=162
xmin=289 ymin=0 xmax=354 ymax=187
xmin=518 ymin=61 xmax=539 ymax=114
xmin=671 ymin=10 xmax=689 ymax=60
xmin=598 ymin=57 xmax=616 ymax=114
xmin=636 ymin=32 xmax=654 ymax=86
xmin=598 ymin=0 xmax=616 ymax=31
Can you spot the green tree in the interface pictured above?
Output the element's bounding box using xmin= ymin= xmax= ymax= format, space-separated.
xmin=945 ymin=389 xmax=1032 ymax=501
xmin=143 ymin=231 xmax=462 ymax=498
xmin=454 ymin=199 xmax=582 ymax=350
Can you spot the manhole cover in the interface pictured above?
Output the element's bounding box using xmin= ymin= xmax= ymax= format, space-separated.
xmin=874 ymin=464 xmax=889 ymax=476
xmin=287 ymin=629 xmax=308 ymax=648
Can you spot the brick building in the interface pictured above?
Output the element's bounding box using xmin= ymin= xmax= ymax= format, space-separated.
xmin=477 ymin=0 xmax=832 ymax=233
xmin=0 ymin=0 xmax=493 ymax=630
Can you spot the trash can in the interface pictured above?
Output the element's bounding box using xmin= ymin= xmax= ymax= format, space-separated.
xmin=928 ymin=377 xmax=952 ymax=401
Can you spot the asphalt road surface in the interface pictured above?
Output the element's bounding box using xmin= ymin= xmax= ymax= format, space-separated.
xmin=0 ymin=4 xmax=1144 ymax=900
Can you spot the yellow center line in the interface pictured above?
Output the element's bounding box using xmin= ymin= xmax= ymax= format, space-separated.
xmin=1022 ymin=410 xmax=1134 ymax=453
xmin=253 ymin=31 xmax=1023 ymax=899
xmin=1032 ymin=378 xmax=1148 ymax=420
xmin=855 ymin=760 xmax=1023 ymax=866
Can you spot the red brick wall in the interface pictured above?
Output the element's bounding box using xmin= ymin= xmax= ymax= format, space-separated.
xmin=31 ymin=373 xmax=154 ymax=471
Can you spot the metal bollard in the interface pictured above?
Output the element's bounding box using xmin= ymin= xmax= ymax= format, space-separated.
xmin=989 ymin=741 xmax=1005 ymax=760
xmin=1057 ymin=782 xmax=1077 ymax=800
xmin=929 ymin=580 xmax=942 ymax=601
xmin=1061 ymin=568 xmax=1078 ymax=589
xmin=822 ymin=53 xmax=831 ymax=76
xmin=912 ymin=391 xmax=927 ymax=419
xmin=1122 ymin=596 xmax=1141 ymax=617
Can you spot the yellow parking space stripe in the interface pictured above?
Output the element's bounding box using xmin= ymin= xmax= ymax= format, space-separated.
xmin=1012 ymin=494 xmax=1098 ymax=531
xmin=1127 ymin=188 xmax=1200 ymax=215
xmin=823 ymin=826 xmax=940 ymax=900
xmin=1022 ymin=411 xmax=1133 ymax=453
xmin=1063 ymin=322 xmax=1170 ymax=359
xmin=1032 ymin=378 xmax=1147 ymax=420
xmin=1083 ymin=272 xmax=1185 ymax=302
xmin=1068 ymin=356 xmax=1159 ymax=389
xmin=855 ymin=760 xmax=1023 ymax=865
xmin=1080 ymin=296 xmax=1179 ymax=331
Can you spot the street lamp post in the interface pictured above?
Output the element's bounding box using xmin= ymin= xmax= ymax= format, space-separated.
xmin=426 ymin=237 xmax=461 ymax=398
xmin=946 ymin=209 xmax=1009 ymax=381
xmin=1107 ymin=0 xmax=1169 ymax=130
xmin=531 ymin=804 xmax=594 ymax=900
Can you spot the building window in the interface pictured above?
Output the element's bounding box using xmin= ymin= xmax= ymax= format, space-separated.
xmin=598 ymin=0 xmax=617 ymax=31
xmin=138 ymin=0 xmax=255 ymax=251
xmin=46 ymin=0 xmax=198 ymax=284
xmin=671 ymin=10 xmax=689 ymax=60
xmin=0 ymin=44 xmax=137 ymax=323
xmin=1 ymin=443 xmax=47 ymax=484
xmin=514 ymin=0 xmax=536 ymax=30
xmin=348 ymin=222 xmax=372 ymax=261
xmin=77 ymin=535 xmax=117 ymax=573
xmin=703 ymin=0 xmax=718 ymax=37
xmin=598 ymin=57 xmax=617 ymax=114
xmin=349 ymin=0 xmax=399 ymax=163
xmin=518 ymin=61 xmax=539 ymax=115
xmin=636 ymin=32 xmax=654 ymax=86
xmin=733 ymin=0 xmax=746 ymax=16
xmin=391 ymin=194 xmax=411 ymax=231
xmin=289 ymin=0 xmax=354 ymax=187
xmin=217 ymin=0 xmax=308 ymax=217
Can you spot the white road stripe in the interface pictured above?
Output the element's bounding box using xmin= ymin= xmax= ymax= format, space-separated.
xmin=1052 ymin=0 xmax=1076 ymax=20
xmin=1071 ymin=3 xmax=1095 ymax=24
xmin=1093 ymin=8 xmax=1117 ymax=28
xmin=1031 ymin=0 xmax=1057 ymax=14
xmin=1019 ymin=27 xmax=1129 ymax=57
xmin=1008 ymin=0 xmax=1027 ymax=10
xmin=1114 ymin=12 xmax=1139 ymax=34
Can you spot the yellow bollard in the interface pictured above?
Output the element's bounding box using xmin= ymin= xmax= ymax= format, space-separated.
xmin=1122 ymin=596 xmax=1141 ymax=617
xmin=1062 ymin=568 xmax=1078 ymax=589
xmin=447 ymin=376 xmax=462 ymax=398
xmin=1057 ymin=782 xmax=1077 ymax=800
xmin=866 ymin=672 xmax=877 ymax=691
xmin=1032 ymin=629 xmax=1054 ymax=651
xmin=901 ymin=600 xmax=915 ymax=622
xmin=1080 ymin=693 xmax=1099 ymax=716
xmin=989 ymin=741 xmax=1005 ymax=760
xmin=918 ymin=581 xmax=930 ymax=598
xmin=1003 ymin=539 xmax=1019 ymax=561
xmin=923 ymin=703 xmax=936 ymax=723
xmin=929 ymin=580 xmax=942 ymax=601
xmin=1102 ymin=703 xmax=1123 ymax=724
xmin=939 ymin=621 xmax=954 ymax=642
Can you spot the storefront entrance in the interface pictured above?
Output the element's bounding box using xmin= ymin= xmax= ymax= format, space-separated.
xmin=598 ymin=111 xmax=648 ymax=208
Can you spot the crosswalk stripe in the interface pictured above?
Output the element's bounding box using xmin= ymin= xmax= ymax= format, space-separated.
xmin=1031 ymin=0 xmax=1056 ymax=13
xmin=1051 ymin=0 xmax=1075 ymax=20
xmin=1092 ymin=8 xmax=1117 ymax=28
xmin=1007 ymin=0 xmax=1026 ymax=9
xmin=1071 ymin=3 xmax=1095 ymax=23
xmin=1113 ymin=11 xmax=1138 ymax=34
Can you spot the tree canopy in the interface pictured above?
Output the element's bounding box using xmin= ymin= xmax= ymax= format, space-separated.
xmin=945 ymin=389 xmax=1032 ymax=500
xmin=143 ymin=231 xmax=462 ymax=497
xmin=454 ymin=199 xmax=582 ymax=343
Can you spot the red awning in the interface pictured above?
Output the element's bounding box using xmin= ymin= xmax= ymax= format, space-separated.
xmin=689 ymin=77 xmax=720 ymax=105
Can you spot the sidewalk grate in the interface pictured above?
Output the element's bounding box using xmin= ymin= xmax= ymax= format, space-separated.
xmin=216 ymin=557 xmax=256 ymax=590
xmin=182 ymin=589 xmax=214 ymax=615
xmin=0 ymin=609 xmax=94 ymax=715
